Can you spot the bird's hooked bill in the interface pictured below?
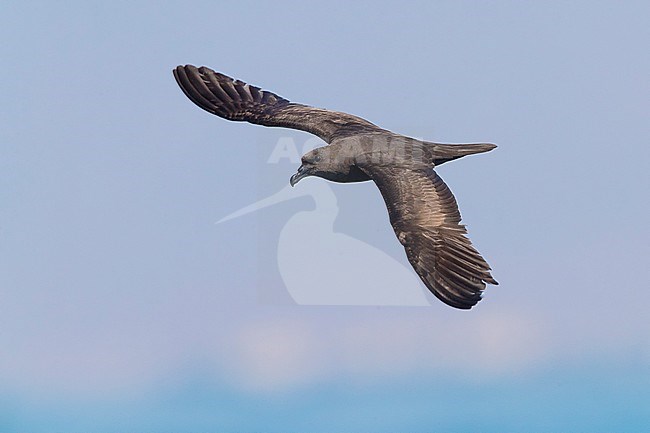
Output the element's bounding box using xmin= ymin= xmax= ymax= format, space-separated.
xmin=290 ymin=164 xmax=311 ymax=187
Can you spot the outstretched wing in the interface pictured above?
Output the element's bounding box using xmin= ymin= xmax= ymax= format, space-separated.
xmin=361 ymin=166 xmax=498 ymax=309
xmin=173 ymin=65 xmax=382 ymax=143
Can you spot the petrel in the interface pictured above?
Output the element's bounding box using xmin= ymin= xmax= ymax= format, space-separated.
xmin=173 ymin=65 xmax=498 ymax=309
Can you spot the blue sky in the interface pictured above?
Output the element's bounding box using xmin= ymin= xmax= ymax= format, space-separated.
xmin=1 ymin=1 xmax=649 ymax=431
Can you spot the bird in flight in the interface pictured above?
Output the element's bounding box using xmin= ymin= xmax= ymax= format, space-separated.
xmin=173 ymin=65 xmax=498 ymax=309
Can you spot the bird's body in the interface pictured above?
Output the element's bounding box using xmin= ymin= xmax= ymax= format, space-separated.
xmin=173 ymin=64 xmax=498 ymax=309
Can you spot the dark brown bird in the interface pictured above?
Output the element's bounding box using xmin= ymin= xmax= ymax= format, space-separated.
xmin=173 ymin=64 xmax=498 ymax=309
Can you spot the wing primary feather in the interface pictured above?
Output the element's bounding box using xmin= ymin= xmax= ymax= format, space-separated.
xmin=201 ymin=73 xmax=234 ymax=105
xmin=173 ymin=67 xmax=214 ymax=113
xmin=184 ymin=66 xmax=223 ymax=107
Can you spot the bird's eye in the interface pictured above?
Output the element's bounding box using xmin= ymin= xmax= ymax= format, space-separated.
xmin=313 ymin=154 xmax=322 ymax=163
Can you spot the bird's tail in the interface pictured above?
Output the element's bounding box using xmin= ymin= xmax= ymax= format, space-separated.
xmin=424 ymin=142 xmax=497 ymax=166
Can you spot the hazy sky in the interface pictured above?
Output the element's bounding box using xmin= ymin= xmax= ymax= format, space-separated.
xmin=1 ymin=1 xmax=649 ymax=431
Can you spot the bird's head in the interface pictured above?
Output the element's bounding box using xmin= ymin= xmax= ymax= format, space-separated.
xmin=290 ymin=148 xmax=327 ymax=186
